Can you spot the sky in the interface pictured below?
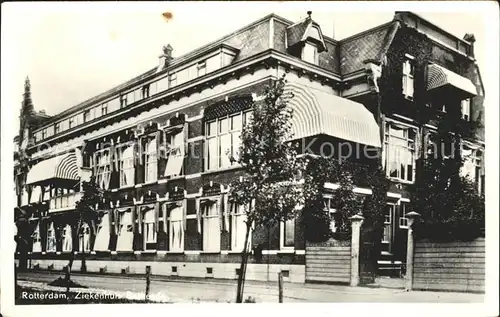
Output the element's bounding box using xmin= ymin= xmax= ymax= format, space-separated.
xmin=0 ymin=2 xmax=494 ymax=135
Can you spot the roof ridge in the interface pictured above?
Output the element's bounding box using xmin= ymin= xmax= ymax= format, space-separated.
xmin=339 ymin=21 xmax=395 ymax=43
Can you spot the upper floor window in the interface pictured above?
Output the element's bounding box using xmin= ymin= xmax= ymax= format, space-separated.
xmin=120 ymin=94 xmax=128 ymax=108
xmin=302 ymin=42 xmax=318 ymax=65
xmin=41 ymin=129 xmax=47 ymax=139
xmin=94 ymin=149 xmax=112 ymax=190
xmin=101 ymin=103 xmax=108 ymax=116
xmin=54 ymin=123 xmax=60 ymax=134
xmin=83 ymin=110 xmax=91 ymax=123
xmin=402 ymin=57 xmax=415 ymax=99
xmin=461 ymin=99 xmax=471 ymax=121
xmin=144 ymin=136 xmax=158 ymax=183
xmin=117 ymin=143 xmax=135 ymax=187
xmin=197 ymin=61 xmax=207 ymax=77
xmin=142 ymin=84 xmax=150 ymax=99
xmin=384 ymin=122 xmax=417 ymax=183
xmin=461 ymin=144 xmax=483 ymax=193
xmin=164 ymin=128 xmax=185 ymax=178
xmin=169 ymin=73 xmax=177 ymax=88
xmin=205 ymin=110 xmax=251 ymax=171
xmin=68 ymin=117 xmax=75 ymax=129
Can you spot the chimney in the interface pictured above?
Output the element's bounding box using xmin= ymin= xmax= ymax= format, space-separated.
xmin=307 ymin=11 xmax=312 ymax=19
xmin=463 ymin=33 xmax=476 ymax=58
xmin=157 ymin=44 xmax=173 ymax=73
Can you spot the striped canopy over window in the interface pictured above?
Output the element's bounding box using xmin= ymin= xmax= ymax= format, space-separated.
xmin=26 ymin=151 xmax=80 ymax=185
xmin=427 ymin=63 xmax=477 ymax=97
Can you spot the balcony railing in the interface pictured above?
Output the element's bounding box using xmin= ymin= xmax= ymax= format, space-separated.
xmin=49 ymin=192 xmax=83 ymax=211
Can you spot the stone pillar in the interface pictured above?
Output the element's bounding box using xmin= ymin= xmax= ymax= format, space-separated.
xmin=350 ymin=214 xmax=364 ymax=287
xmin=405 ymin=212 xmax=420 ymax=291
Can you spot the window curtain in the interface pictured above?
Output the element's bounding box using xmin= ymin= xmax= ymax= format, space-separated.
xmin=164 ymin=130 xmax=185 ymax=177
xmin=32 ymin=221 xmax=42 ymax=253
xmin=94 ymin=211 xmax=111 ymax=252
xmin=231 ymin=202 xmax=250 ymax=252
xmin=169 ymin=205 xmax=184 ymax=252
xmin=62 ymin=224 xmax=73 ymax=252
xmin=120 ymin=146 xmax=135 ymax=187
xmin=145 ymin=138 xmax=158 ymax=182
xmin=46 ymin=222 xmax=57 ymax=252
xmin=116 ymin=208 xmax=134 ymax=251
xmin=79 ymin=223 xmax=91 ymax=252
xmin=202 ymin=199 xmax=221 ymax=252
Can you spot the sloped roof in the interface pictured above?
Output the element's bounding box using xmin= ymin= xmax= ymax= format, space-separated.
xmin=286 ymin=17 xmax=327 ymax=52
xmin=339 ymin=21 xmax=400 ymax=75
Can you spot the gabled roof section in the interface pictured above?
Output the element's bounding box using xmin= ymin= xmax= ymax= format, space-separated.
xmin=339 ymin=21 xmax=400 ymax=75
xmin=286 ymin=12 xmax=327 ymax=52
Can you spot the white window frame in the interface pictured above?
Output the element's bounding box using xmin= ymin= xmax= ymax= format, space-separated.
xmin=280 ymin=218 xmax=295 ymax=250
xmin=94 ymin=213 xmax=111 ymax=252
xmin=120 ymin=94 xmax=128 ymax=108
xmin=197 ymin=61 xmax=207 ymax=77
xmin=32 ymin=222 xmax=42 ymax=253
xmin=205 ymin=110 xmax=250 ymax=171
xmin=230 ymin=202 xmax=251 ymax=252
xmin=461 ymin=98 xmax=471 ymax=121
xmin=382 ymin=204 xmax=394 ymax=243
xmin=93 ymin=148 xmax=112 ymax=190
xmin=169 ymin=205 xmax=184 ymax=252
xmin=143 ymin=208 xmax=156 ymax=249
xmin=117 ymin=143 xmax=135 ymax=187
xmin=202 ymin=200 xmax=221 ymax=252
xmin=402 ymin=56 xmax=415 ymax=99
xmin=79 ymin=223 xmax=91 ymax=252
xmin=384 ymin=121 xmax=417 ymax=183
xmin=46 ymin=222 xmax=57 ymax=252
xmin=101 ymin=103 xmax=108 ymax=116
xmin=164 ymin=129 xmax=185 ymax=177
xmin=144 ymin=136 xmax=158 ymax=183
xmin=62 ymin=224 xmax=73 ymax=252
xmin=399 ymin=200 xmax=409 ymax=229
xmin=302 ymin=42 xmax=319 ymax=65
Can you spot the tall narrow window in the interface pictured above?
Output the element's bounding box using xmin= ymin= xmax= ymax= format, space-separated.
xmin=94 ymin=149 xmax=112 ymax=190
xmin=202 ymin=201 xmax=221 ymax=252
xmin=323 ymin=197 xmax=337 ymax=234
xmin=32 ymin=222 xmax=42 ymax=252
xmin=94 ymin=212 xmax=110 ymax=251
xmin=83 ymin=110 xmax=91 ymax=123
xmin=116 ymin=209 xmax=134 ymax=251
xmin=46 ymin=222 xmax=57 ymax=252
xmin=383 ymin=204 xmax=393 ymax=243
xmin=399 ymin=202 xmax=409 ymax=229
xmin=164 ymin=129 xmax=185 ymax=177
xmin=101 ymin=103 xmax=108 ymax=116
xmin=302 ymin=42 xmax=318 ymax=65
xmin=282 ymin=218 xmax=295 ymax=248
xmin=143 ymin=208 xmax=156 ymax=250
xmin=461 ymin=99 xmax=471 ymax=121
xmin=145 ymin=137 xmax=158 ymax=182
xmin=197 ymin=61 xmax=207 ymax=77
xmin=231 ymin=203 xmax=251 ymax=252
xmin=142 ymin=84 xmax=150 ymax=99
xmin=461 ymin=145 xmax=483 ymax=193
xmin=79 ymin=223 xmax=91 ymax=252
xmin=169 ymin=205 xmax=184 ymax=252
xmin=384 ymin=122 xmax=417 ymax=182
xmin=120 ymin=94 xmax=128 ymax=108
xmin=169 ymin=73 xmax=177 ymax=88
xmin=41 ymin=129 xmax=47 ymax=139
xmin=118 ymin=144 xmax=135 ymax=187
xmin=54 ymin=123 xmax=60 ymax=134
xmin=62 ymin=224 xmax=73 ymax=252
xmin=402 ymin=58 xmax=415 ymax=99
xmin=68 ymin=117 xmax=75 ymax=129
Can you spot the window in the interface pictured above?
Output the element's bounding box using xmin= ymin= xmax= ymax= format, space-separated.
xmin=282 ymin=218 xmax=295 ymax=248
xmin=62 ymin=224 xmax=73 ymax=252
xmin=54 ymin=123 xmax=60 ymax=134
xmin=461 ymin=145 xmax=483 ymax=192
xmin=144 ymin=137 xmax=158 ymax=182
xmin=68 ymin=117 xmax=75 ymax=129
xmin=142 ymin=84 xmax=150 ymax=99
xmin=439 ymin=104 xmax=447 ymax=113
xmin=231 ymin=203 xmax=251 ymax=252
xmin=143 ymin=208 xmax=156 ymax=249
xmin=41 ymin=129 xmax=47 ymax=139
xmin=197 ymin=61 xmax=207 ymax=77
xmin=323 ymin=197 xmax=337 ymax=233
xmin=79 ymin=223 xmax=91 ymax=252
xmin=157 ymin=77 xmax=169 ymax=92
xmin=383 ymin=204 xmax=394 ymax=243
xmin=384 ymin=122 xmax=417 ymax=182
xmin=399 ymin=202 xmax=409 ymax=229
xmin=169 ymin=73 xmax=177 ymax=88
xmin=120 ymin=94 xmax=128 ymax=108
xmin=46 ymin=222 xmax=57 ymax=252
xmin=202 ymin=201 xmax=221 ymax=252
xmin=164 ymin=129 xmax=185 ymax=177
xmin=116 ymin=209 xmax=134 ymax=251
xmin=461 ymin=99 xmax=471 ymax=121
xmin=108 ymin=97 xmax=121 ymax=112
xmin=206 ymin=55 xmax=221 ymax=73
xmin=94 ymin=212 xmax=110 ymax=252
xmin=117 ymin=143 xmax=135 ymax=187
xmin=205 ymin=111 xmax=250 ymax=171
xmin=402 ymin=58 xmax=415 ymax=99
xmin=169 ymin=205 xmax=184 ymax=252
xmin=94 ymin=149 xmax=112 ymax=190
xmin=177 ymin=69 xmax=189 ymax=85
xmin=101 ymin=103 xmax=108 ymax=116
xmin=302 ymin=42 xmax=318 ymax=65
xmin=32 ymin=222 xmax=42 ymax=252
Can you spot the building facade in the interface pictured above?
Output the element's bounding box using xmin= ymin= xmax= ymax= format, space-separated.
xmin=14 ymin=11 xmax=485 ymax=283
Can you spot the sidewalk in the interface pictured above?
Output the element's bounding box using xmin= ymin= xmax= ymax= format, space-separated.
xmin=17 ymin=271 xmax=484 ymax=303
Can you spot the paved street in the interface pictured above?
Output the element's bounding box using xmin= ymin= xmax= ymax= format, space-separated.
xmin=17 ymin=271 xmax=484 ymax=303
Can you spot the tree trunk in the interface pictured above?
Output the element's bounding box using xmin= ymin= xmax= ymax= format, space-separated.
xmin=236 ymin=222 xmax=252 ymax=303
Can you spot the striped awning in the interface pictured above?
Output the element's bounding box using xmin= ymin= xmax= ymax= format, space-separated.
xmin=284 ymin=83 xmax=381 ymax=147
xmin=427 ymin=63 xmax=477 ymax=96
xmin=26 ymin=151 xmax=80 ymax=185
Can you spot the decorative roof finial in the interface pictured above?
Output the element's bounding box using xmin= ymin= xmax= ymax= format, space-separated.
xmin=162 ymin=44 xmax=173 ymax=58
xmin=307 ymin=11 xmax=312 ymax=19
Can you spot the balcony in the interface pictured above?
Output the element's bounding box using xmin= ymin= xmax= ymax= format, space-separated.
xmin=49 ymin=192 xmax=83 ymax=212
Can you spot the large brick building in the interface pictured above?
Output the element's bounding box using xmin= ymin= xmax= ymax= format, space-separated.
xmin=14 ymin=11 xmax=485 ymax=283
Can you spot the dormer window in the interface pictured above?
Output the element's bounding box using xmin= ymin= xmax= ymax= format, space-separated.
xmin=302 ymin=42 xmax=319 ymax=65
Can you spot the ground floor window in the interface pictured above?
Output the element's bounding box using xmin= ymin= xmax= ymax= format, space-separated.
xmin=169 ymin=205 xmax=184 ymax=252
xmin=231 ymin=203 xmax=251 ymax=252
xmin=46 ymin=222 xmax=57 ymax=252
xmin=116 ymin=209 xmax=134 ymax=251
xmin=383 ymin=204 xmax=394 ymax=243
xmin=281 ymin=218 xmax=295 ymax=248
xmin=32 ymin=222 xmax=42 ymax=252
xmin=143 ymin=207 xmax=156 ymax=250
xmin=79 ymin=223 xmax=91 ymax=252
xmin=399 ymin=201 xmax=409 ymax=229
xmin=202 ymin=200 xmax=221 ymax=252
xmin=62 ymin=224 xmax=73 ymax=252
xmin=94 ymin=212 xmax=111 ymax=251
